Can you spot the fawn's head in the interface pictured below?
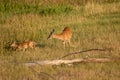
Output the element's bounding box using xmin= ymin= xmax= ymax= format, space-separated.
xmin=11 ymin=41 xmax=17 ymax=47
xmin=47 ymin=29 xmax=55 ymax=40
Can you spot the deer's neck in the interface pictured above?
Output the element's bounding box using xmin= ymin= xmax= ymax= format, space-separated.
xmin=53 ymin=34 xmax=64 ymax=41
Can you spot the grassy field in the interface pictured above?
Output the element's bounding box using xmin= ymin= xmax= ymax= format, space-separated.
xmin=0 ymin=0 xmax=120 ymax=80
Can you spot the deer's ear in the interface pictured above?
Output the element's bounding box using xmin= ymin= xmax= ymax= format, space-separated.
xmin=52 ymin=29 xmax=55 ymax=32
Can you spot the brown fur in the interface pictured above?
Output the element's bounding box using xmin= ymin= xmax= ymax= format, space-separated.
xmin=11 ymin=40 xmax=36 ymax=51
xmin=48 ymin=27 xmax=72 ymax=46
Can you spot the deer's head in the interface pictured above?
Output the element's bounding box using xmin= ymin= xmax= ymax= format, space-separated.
xmin=47 ymin=29 xmax=55 ymax=40
xmin=11 ymin=41 xmax=17 ymax=47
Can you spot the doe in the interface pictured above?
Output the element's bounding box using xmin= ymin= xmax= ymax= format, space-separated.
xmin=47 ymin=27 xmax=72 ymax=47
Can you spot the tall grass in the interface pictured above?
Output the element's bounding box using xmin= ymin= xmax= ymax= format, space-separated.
xmin=0 ymin=0 xmax=120 ymax=80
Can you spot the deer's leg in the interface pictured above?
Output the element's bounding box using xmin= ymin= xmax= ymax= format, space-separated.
xmin=23 ymin=48 xmax=26 ymax=51
xmin=68 ymin=40 xmax=71 ymax=46
xmin=63 ymin=41 xmax=66 ymax=47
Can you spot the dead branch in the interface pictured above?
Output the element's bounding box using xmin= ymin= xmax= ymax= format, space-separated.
xmin=59 ymin=48 xmax=109 ymax=59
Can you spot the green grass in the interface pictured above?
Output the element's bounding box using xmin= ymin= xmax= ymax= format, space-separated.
xmin=0 ymin=0 xmax=120 ymax=80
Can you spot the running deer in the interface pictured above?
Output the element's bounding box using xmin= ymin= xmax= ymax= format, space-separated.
xmin=11 ymin=40 xmax=36 ymax=51
xmin=47 ymin=27 xmax=72 ymax=46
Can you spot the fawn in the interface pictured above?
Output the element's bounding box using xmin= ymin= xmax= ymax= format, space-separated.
xmin=11 ymin=40 xmax=36 ymax=51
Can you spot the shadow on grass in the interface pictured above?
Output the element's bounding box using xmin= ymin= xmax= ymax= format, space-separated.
xmin=36 ymin=43 xmax=46 ymax=48
xmin=4 ymin=42 xmax=15 ymax=51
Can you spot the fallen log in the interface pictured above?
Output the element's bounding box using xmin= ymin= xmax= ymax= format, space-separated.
xmin=24 ymin=58 xmax=112 ymax=66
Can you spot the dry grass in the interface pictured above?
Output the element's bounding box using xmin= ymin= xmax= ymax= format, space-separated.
xmin=0 ymin=1 xmax=120 ymax=80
